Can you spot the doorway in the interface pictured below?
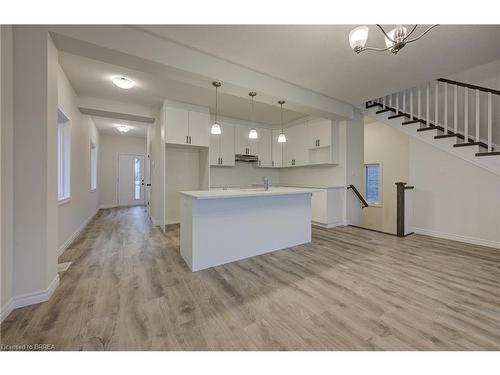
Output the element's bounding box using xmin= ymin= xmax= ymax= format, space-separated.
xmin=117 ymin=153 xmax=145 ymax=206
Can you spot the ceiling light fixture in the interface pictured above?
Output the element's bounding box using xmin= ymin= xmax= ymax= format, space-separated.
xmin=116 ymin=125 xmax=131 ymax=133
xmin=112 ymin=76 xmax=136 ymax=89
xmin=349 ymin=24 xmax=438 ymax=55
xmin=211 ymin=81 xmax=222 ymax=135
xmin=277 ymin=100 xmax=286 ymax=143
xmin=248 ymin=92 xmax=258 ymax=139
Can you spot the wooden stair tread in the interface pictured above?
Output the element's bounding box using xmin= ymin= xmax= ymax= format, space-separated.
xmin=434 ymin=134 xmax=458 ymax=139
xmin=388 ymin=113 xmax=405 ymax=119
xmin=416 ymin=126 xmax=438 ymax=132
xmin=475 ymin=151 xmax=500 ymax=157
xmin=401 ymin=120 xmax=420 ymax=125
xmin=376 ymin=108 xmax=394 ymax=114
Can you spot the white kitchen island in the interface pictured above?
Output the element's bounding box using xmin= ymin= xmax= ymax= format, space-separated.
xmin=179 ymin=187 xmax=314 ymax=271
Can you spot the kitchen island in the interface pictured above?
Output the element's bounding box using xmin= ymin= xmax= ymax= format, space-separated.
xmin=179 ymin=187 xmax=314 ymax=271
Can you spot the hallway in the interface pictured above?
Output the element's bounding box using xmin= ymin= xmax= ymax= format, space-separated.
xmin=1 ymin=207 xmax=500 ymax=350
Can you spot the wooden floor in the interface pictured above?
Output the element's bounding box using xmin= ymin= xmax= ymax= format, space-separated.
xmin=1 ymin=206 xmax=500 ymax=350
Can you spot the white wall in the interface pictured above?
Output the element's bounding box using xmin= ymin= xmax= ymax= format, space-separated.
xmin=99 ymin=135 xmax=146 ymax=207
xmin=345 ymin=112 xmax=365 ymax=226
xmin=1 ymin=25 xmax=15 ymax=321
xmin=210 ymin=162 xmax=281 ymax=188
xmin=362 ymin=119 xmax=409 ymax=234
xmin=410 ymin=138 xmax=500 ymax=248
xmin=57 ymin=65 xmax=100 ymax=253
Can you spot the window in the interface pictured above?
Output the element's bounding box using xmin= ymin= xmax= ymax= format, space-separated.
xmin=365 ymin=163 xmax=381 ymax=205
xmin=57 ymin=110 xmax=71 ymax=202
xmin=90 ymin=141 xmax=97 ymax=191
xmin=134 ymin=158 xmax=141 ymax=200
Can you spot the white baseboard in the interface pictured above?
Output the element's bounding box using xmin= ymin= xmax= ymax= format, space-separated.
xmin=312 ymin=220 xmax=347 ymax=229
xmin=58 ymin=208 xmax=99 ymax=256
xmin=413 ymin=227 xmax=500 ymax=249
xmin=1 ymin=274 xmax=60 ymax=322
xmin=99 ymin=204 xmax=116 ymax=209
xmin=150 ymin=216 xmax=161 ymax=226
xmin=0 ymin=298 xmax=14 ymax=323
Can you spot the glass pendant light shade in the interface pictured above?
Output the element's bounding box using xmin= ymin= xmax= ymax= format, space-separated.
xmin=249 ymin=128 xmax=258 ymax=139
xmin=277 ymin=99 xmax=287 ymax=143
xmin=385 ymin=26 xmax=407 ymax=48
xmin=277 ymin=132 xmax=286 ymax=143
xmin=211 ymin=122 xmax=221 ymax=135
xmin=349 ymin=26 xmax=369 ymax=51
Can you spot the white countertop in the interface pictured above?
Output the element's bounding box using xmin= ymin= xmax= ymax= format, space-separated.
xmin=180 ymin=187 xmax=316 ymax=199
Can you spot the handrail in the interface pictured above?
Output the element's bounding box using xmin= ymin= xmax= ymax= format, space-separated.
xmin=437 ymin=78 xmax=500 ymax=96
xmin=347 ymin=184 xmax=369 ymax=208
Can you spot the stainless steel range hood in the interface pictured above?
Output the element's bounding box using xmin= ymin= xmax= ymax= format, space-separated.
xmin=235 ymin=154 xmax=258 ymax=162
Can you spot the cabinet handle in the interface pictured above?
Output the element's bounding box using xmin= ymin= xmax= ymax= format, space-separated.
xmin=189 ymin=136 xmax=192 ymax=144
xmin=186 ymin=136 xmax=189 ymax=144
xmin=272 ymin=161 xmax=274 ymax=167
xmin=318 ymin=139 xmax=320 ymax=147
xmin=221 ymin=157 xmax=223 ymax=164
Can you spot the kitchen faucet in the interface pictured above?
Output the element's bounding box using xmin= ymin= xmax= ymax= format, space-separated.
xmin=263 ymin=177 xmax=269 ymax=191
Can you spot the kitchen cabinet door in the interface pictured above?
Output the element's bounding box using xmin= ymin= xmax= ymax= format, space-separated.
xmin=271 ymin=129 xmax=283 ymax=168
xmin=294 ymin=123 xmax=309 ymax=166
xmin=188 ymin=111 xmax=210 ymax=147
xmin=234 ymin=124 xmax=249 ymax=154
xmin=220 ymin=122 xmax=235 ymax=166
xmin=308 ymin=118 xmax=332 ymax=148
xmin=282 ymin=126 xmax=295 ymax=167
xmin=209 ymin=132 xmax=221 ymax=166
xmin=165 ymin=107 xmax=189 ymax=145
xmin=257 ymin=128 xmax=272 ymax=167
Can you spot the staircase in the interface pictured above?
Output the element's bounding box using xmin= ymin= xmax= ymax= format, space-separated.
xmin=363 ymin=78 xmax=500 ymax=176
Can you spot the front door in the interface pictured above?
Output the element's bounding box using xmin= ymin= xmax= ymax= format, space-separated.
xmin=118 ymin=153 xmax=145 ymax=206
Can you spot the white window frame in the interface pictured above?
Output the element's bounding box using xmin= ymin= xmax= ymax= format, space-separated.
xmin=364 ymin=161 xmax=383 ymax=207
xmin=90 ymin=140 xmax=97 ymax=192
xmin=57 ymin=109 xmax=71 ymax=204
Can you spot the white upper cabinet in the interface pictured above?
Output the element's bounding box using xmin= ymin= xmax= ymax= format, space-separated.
xmin=210 ymin=122 xmax=235 ymax=167
xmin=188 ymin=111 xmax=210 ymax=147
xmin=257 ymin=128 xmax=272 ymax=168
xmin=282 ymin=122 xmax=308 ymax=167
xmin=165 ymin=106 xmax=189 ymax=145
xmin=307 ymin=118 xmax=332 ymax=149
xmin=235 ymin=124 xmax=259 ymax=155
xmin=164 ymin=106 xmax=209 ymax=147
xmin=271 ymin=129 xmax=283 ymax=168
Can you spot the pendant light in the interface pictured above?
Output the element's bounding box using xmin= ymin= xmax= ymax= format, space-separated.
xmin=277 ymin=100 xmax=287 ymax=143
xmin=211 ymin=81 xmax=222 ymax=135
xmin=248 ymin=92 xmax=258 ymax=139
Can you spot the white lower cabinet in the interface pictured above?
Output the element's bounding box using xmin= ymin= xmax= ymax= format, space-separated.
xmin=311 ymin=187 xmax=345 ymax=227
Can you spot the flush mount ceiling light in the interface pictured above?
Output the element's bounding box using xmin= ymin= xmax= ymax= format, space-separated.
xmin=211 ymin=81 xmax=222 ymax=135
xmin=116 ymin=125 xmax=131 ymax=133
xmin=248 ymin=92 xmax=258 ymax=139
xmin=112 ymin=76 xmax=136 ymax=89
xmin=277 ymin=100 xmax=286 ymax=143
xmin=349 ymin=24 xmax=438 ymax=55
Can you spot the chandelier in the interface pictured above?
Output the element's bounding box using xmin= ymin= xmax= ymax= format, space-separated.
xmin=349 ymin=24 xmax=438 ymax=55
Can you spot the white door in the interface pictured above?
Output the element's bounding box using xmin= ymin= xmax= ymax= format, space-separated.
xmin=257 ymin=128 xmax=272 ymax=167
xmin=118 ymin=153 xmax=145 ymax=206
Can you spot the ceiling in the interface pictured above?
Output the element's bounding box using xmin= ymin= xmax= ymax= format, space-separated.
xmin=136 ymin=25 xmax=500 ymax=104
xmin=91 ymin=116 xmax=149 ymax=137
xmin=58 ymin=51 xmax=308 ymax=126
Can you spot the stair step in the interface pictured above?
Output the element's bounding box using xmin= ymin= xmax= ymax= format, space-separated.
xmin=453 ymin=142 xmax=482 ymax=148
xmin=416 ymin=126 xmax=438 ymax=132
xmin=401 ymin=120 xmax=420 ymax=125
xmin=366 ymin=102 xmax=382 ymax=109
xmin=376 ymin=108 xmax=394 ymax=114
xmin=388 ymin=113 xmax=405 ymax=119
xmin=434 ymin=134 xmax=458 ymax=139
xmin=475 ymin=151 xmax=500 ymax=157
